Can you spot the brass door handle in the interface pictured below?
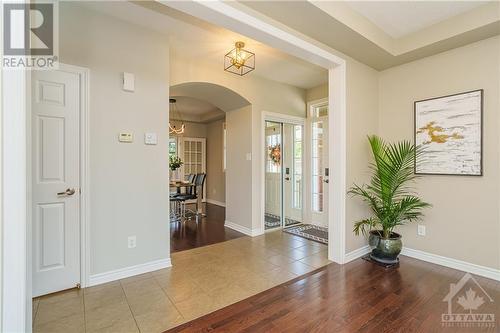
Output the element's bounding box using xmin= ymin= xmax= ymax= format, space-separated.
xmin=57 ymin=188 xmax=76 ymax=196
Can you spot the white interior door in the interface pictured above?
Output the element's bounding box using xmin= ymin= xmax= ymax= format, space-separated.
xmin=32 ymin=69 xmax=81 ymax=297
xmin=178 ymin=137 xmax=206 ymax=201
xmin=310 ymin=102 xmax=329 ymax=227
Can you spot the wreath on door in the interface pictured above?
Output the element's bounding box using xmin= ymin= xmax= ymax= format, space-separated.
xmin=269 ymin=144 xmax=281 ymax=166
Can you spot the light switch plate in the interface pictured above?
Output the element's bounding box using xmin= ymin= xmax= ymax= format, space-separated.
xmin=127 ymin=236 xmax=136 ymax=249
xmin=246 ymin=153 xmax=252 ymax=161
xmin=123 ymin=72 xmax=135 ymax=92
xmin=118 ymin=133 xmax=133 ymax=143
xmin=144 ymin=133 xmax=158 ymax=145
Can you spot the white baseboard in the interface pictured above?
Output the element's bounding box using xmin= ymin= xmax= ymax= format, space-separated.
xmin=225 ymin=220 xmax=262 ymax=237
xmin=343 ymin=245 xmax=500 ymax=281
xmin=88 ymin=258 xmax=172 ymax=287
xmin=401 ymin=247 xmax=500 ymax=281
xmin=344 ymin=245 xmax=371 ymax=263
xmin=206 ymin=199 xmax=225 ymax=207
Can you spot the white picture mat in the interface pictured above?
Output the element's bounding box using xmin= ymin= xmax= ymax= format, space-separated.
xmin=415 ymin=90 xmax=482 ymax=175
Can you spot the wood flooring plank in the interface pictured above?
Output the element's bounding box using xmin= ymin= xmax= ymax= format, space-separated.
xmin=166 ymin=257 xmax=500 ymax=333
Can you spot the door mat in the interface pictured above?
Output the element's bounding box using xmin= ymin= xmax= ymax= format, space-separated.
xmin=283 ymin=224 xmax=328 ymax=244
xmin=265 ymin=213 xmax=281 ymax=228
xmin=264 ymin=214 xmax=302 ymax=229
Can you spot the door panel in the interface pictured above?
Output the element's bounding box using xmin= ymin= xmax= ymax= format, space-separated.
xmin=37 ymin=203 xmax=65 ymax=270
xmin=38 ymin=116 xmax=65 ymax=182
xmin=32 ymin=69 xmax=81 ymax=297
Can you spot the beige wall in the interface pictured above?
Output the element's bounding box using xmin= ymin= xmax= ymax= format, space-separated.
xmin=308 ymin=39 xmax=500 ymax=270
xmin=171 ymin=53 xmax=307 ymax=232
xmin=59 ymin=3 xmax=170 ymax=275
xmin=170 ymin=53 xmax=306 ymax=117
xmin=169 ymin=120 xmax=207 ymax=139
xmin=170 ymin=119 xmax=226 ymax=204
xmin=379 ymin=36 xmax=500 ymax=269
xmin=226 ymin=106 xmax=253 ymax=229
xmin=206 ymin=119 xmax=226 ymax=204
xmin=306 ymin=84 xmax=328 ymax=102
xmin=345 ymin=61 xmax=380 ymax=252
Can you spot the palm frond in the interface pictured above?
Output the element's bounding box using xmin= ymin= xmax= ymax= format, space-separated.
xmin=353 ymin=218 xmax=378 ymax=236
xmin=349 ymin=135 xmax=431 ymax=238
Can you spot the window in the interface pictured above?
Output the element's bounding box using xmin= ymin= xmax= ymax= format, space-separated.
xmin=311 ymin=121 xmax=323 ymax=212
xmin=311 ymin=101 xmax=328 ymax=213
xmin=292 ymin=125 xmax=302 ymax=209
xmin=169 ymin=137 xmax=177 ymax=158
xmin=223 ymin=122 xmax=227 ymax=171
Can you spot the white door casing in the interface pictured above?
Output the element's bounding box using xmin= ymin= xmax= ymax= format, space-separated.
xmin=32 ymin=69 xmax=81 ymax=297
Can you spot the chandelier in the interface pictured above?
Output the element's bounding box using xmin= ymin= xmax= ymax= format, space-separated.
xmin=224 ymin=41 xmax=255 ymax=76
xmin=169 ymin=98 xmax=185 ymax=135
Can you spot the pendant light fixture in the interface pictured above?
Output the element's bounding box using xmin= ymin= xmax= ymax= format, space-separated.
xmin=224 ymin=41 xmax=255 ymax=76
xmin=169 ymin=98 xmax=185 ymax=135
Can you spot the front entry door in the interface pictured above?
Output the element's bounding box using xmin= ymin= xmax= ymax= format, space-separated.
xmin=32 ymin=69 xmax=81 ymax=297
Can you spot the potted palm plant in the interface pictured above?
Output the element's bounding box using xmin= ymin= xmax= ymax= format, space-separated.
xmin=349 ymin=135 xmax=431 ymax=264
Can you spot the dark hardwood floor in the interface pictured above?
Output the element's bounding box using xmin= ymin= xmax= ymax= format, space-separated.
xmin=170 ymin=203 xmax=245 ymax=253
xmin=167 ymin=255 xmax=500 ymax=332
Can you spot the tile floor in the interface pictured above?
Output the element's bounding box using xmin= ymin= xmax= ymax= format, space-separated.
xmin=33 ymin=231 xmax=330 ymax=333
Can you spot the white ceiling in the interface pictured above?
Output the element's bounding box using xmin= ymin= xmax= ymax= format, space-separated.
xmin=171 ymin=82 xmax=250 ymax=113
xmin=170 ymin=96 xmax=225 ymax=123
xmin=79 ymin=1 xmax=327 ymax=89
xmin=346 ymin=1 xmax=491 ymax=38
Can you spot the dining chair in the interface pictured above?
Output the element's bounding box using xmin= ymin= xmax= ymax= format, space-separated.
xmin=176 ymin=173 xmax=206 ymax=219
xmin=170 ymin=173 xmax=195 ymax=221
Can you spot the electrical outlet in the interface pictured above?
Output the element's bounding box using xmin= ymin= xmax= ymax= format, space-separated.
xmin=213 ymin=189 xmax=217 ymax=194
xmin=417 ymin=225 xmax=426 ymax=236
xmin=128 ymin=236 xmax=137 ymax=248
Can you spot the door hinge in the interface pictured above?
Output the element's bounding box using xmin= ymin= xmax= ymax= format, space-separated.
xmin=76 ymin=283 xmax=81 ymax=289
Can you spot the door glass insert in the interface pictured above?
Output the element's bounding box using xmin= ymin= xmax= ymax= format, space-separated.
xmin=264 ymin=121 xmax=282 ymax=230
xmin=283 ymin=123 xmax=303 ymax=227
xmin=311 ymin=120 xmax=324 ymax=213
xmin=310 ymin=101 xmax=328 ymax=222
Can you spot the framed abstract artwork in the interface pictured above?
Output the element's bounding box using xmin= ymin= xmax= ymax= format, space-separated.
xmin=414 ymin=89 xmax=483 ymax=176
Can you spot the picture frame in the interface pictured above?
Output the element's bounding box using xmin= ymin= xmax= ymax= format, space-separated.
xmin=414 ymin=89 xmax=483 ymax=176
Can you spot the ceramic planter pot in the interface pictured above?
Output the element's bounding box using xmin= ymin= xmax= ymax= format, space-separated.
xmin=368 ymin=230 xmax=402 ymax=264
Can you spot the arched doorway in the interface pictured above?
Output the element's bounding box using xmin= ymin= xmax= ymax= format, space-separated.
xmin=168 ymin=82 xmax=253 ymax=252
